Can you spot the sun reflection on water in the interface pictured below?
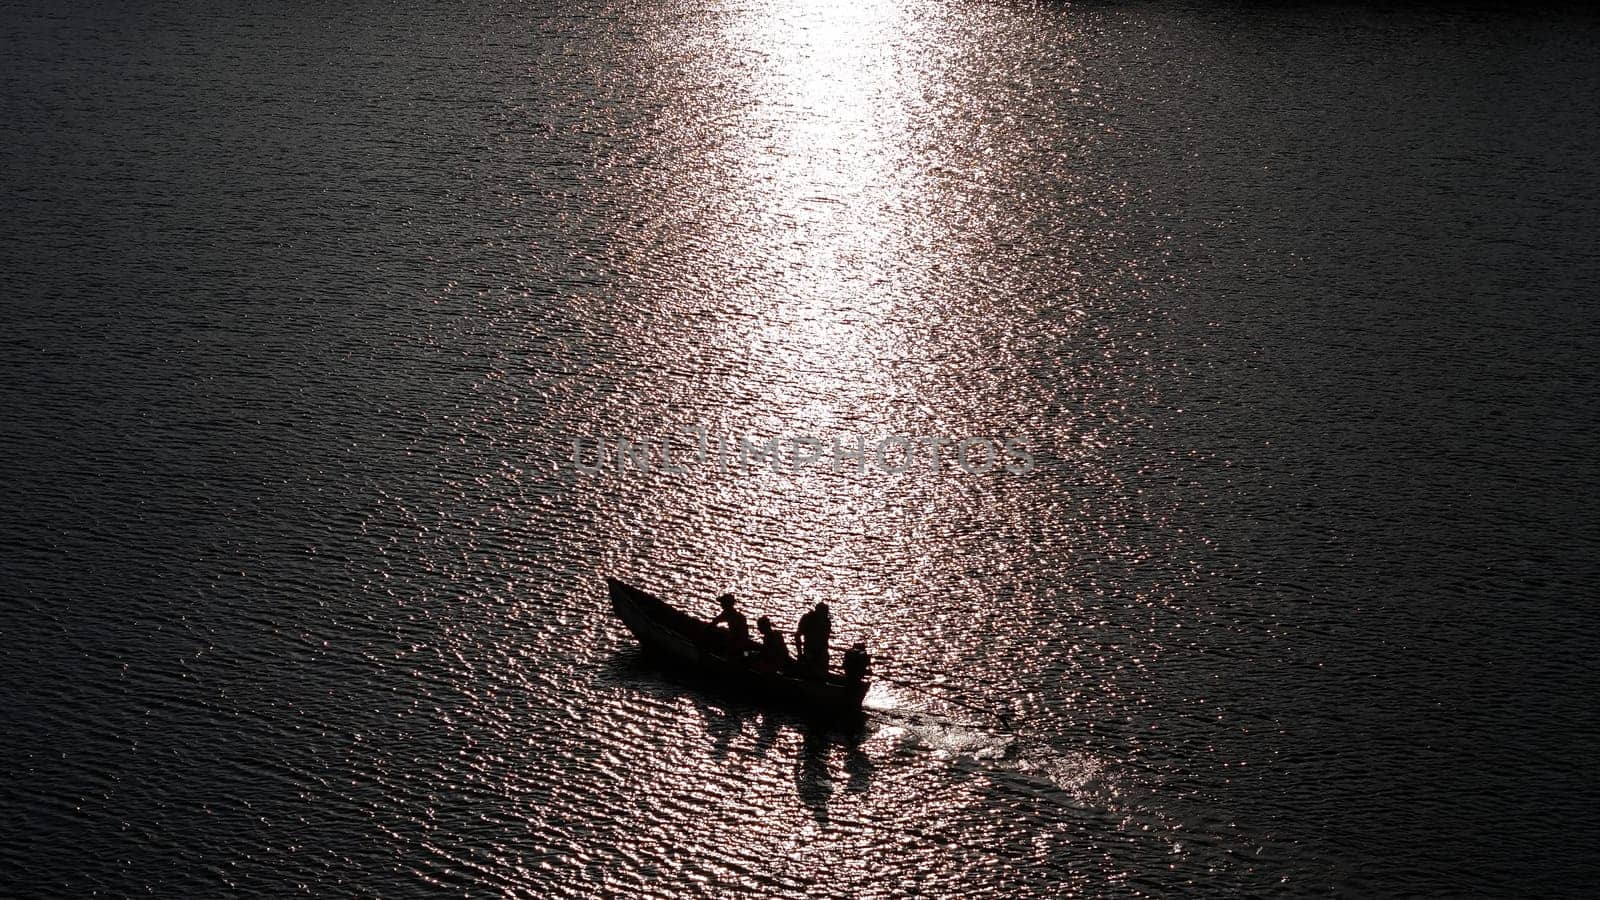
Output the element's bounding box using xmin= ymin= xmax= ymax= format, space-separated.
xmin=571 ymin=0 xmax=1185 ymax=891
xmin=694 ymin=0 xmax=946 ymax=421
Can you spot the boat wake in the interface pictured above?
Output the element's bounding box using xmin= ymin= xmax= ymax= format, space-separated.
xmin=863 ymin=695 xmax=1139 ymax=816
xmin=870 ymin=714 xmax=1018 ymax=761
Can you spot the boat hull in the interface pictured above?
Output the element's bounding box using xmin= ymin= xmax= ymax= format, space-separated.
xmin=607 ymin=577 xmax=869 ymax=720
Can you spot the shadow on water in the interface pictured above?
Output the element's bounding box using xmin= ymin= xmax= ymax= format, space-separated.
xmin=602 ymin=648 xmax=874 ymax=824
xmin=796 ymin=727 xmax=833 ymax=825
xmin=794 ymin=723 xmax=877 ymax=827
xmin=695 ymin=695 xmax=744 ymax=761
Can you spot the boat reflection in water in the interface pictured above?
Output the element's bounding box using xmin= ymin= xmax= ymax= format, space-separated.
xmin=694 ymin=698 xmax=875 ymax=828
xmin=604 ymin=633 xmax=875 ymax=827
xmin=796 ymin=723 xmax=876 ymax=827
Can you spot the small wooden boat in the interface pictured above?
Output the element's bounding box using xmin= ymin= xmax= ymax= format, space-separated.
xmin=607 ymin=577 xmax=869 ymax=720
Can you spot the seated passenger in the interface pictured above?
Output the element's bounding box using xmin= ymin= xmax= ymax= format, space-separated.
xmin=843 ymin=641 xmax=871 ymax=683
xmin=710 ymin=593 xmax=751 ymax=658
xmin=754 ymin=615 xmax=793 ymax=673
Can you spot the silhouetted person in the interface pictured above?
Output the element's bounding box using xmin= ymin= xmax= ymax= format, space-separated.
xmin=843 ymin=641 xmax=871 ymax=682
xmin=754 ymin=615 xmax=792 ymax=673
xmin=794 ymin=602 xmax=832 ymax=677
xmin=710 ymin=593 xmax=750 ymax=658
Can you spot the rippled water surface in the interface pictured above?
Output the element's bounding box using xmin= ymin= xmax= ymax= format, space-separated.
xmin=3 ymin=1 xmax=1599 ymax=896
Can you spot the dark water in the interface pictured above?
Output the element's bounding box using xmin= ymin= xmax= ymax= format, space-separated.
xmin=3 ymin=1 xmax=1598 ymax=895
